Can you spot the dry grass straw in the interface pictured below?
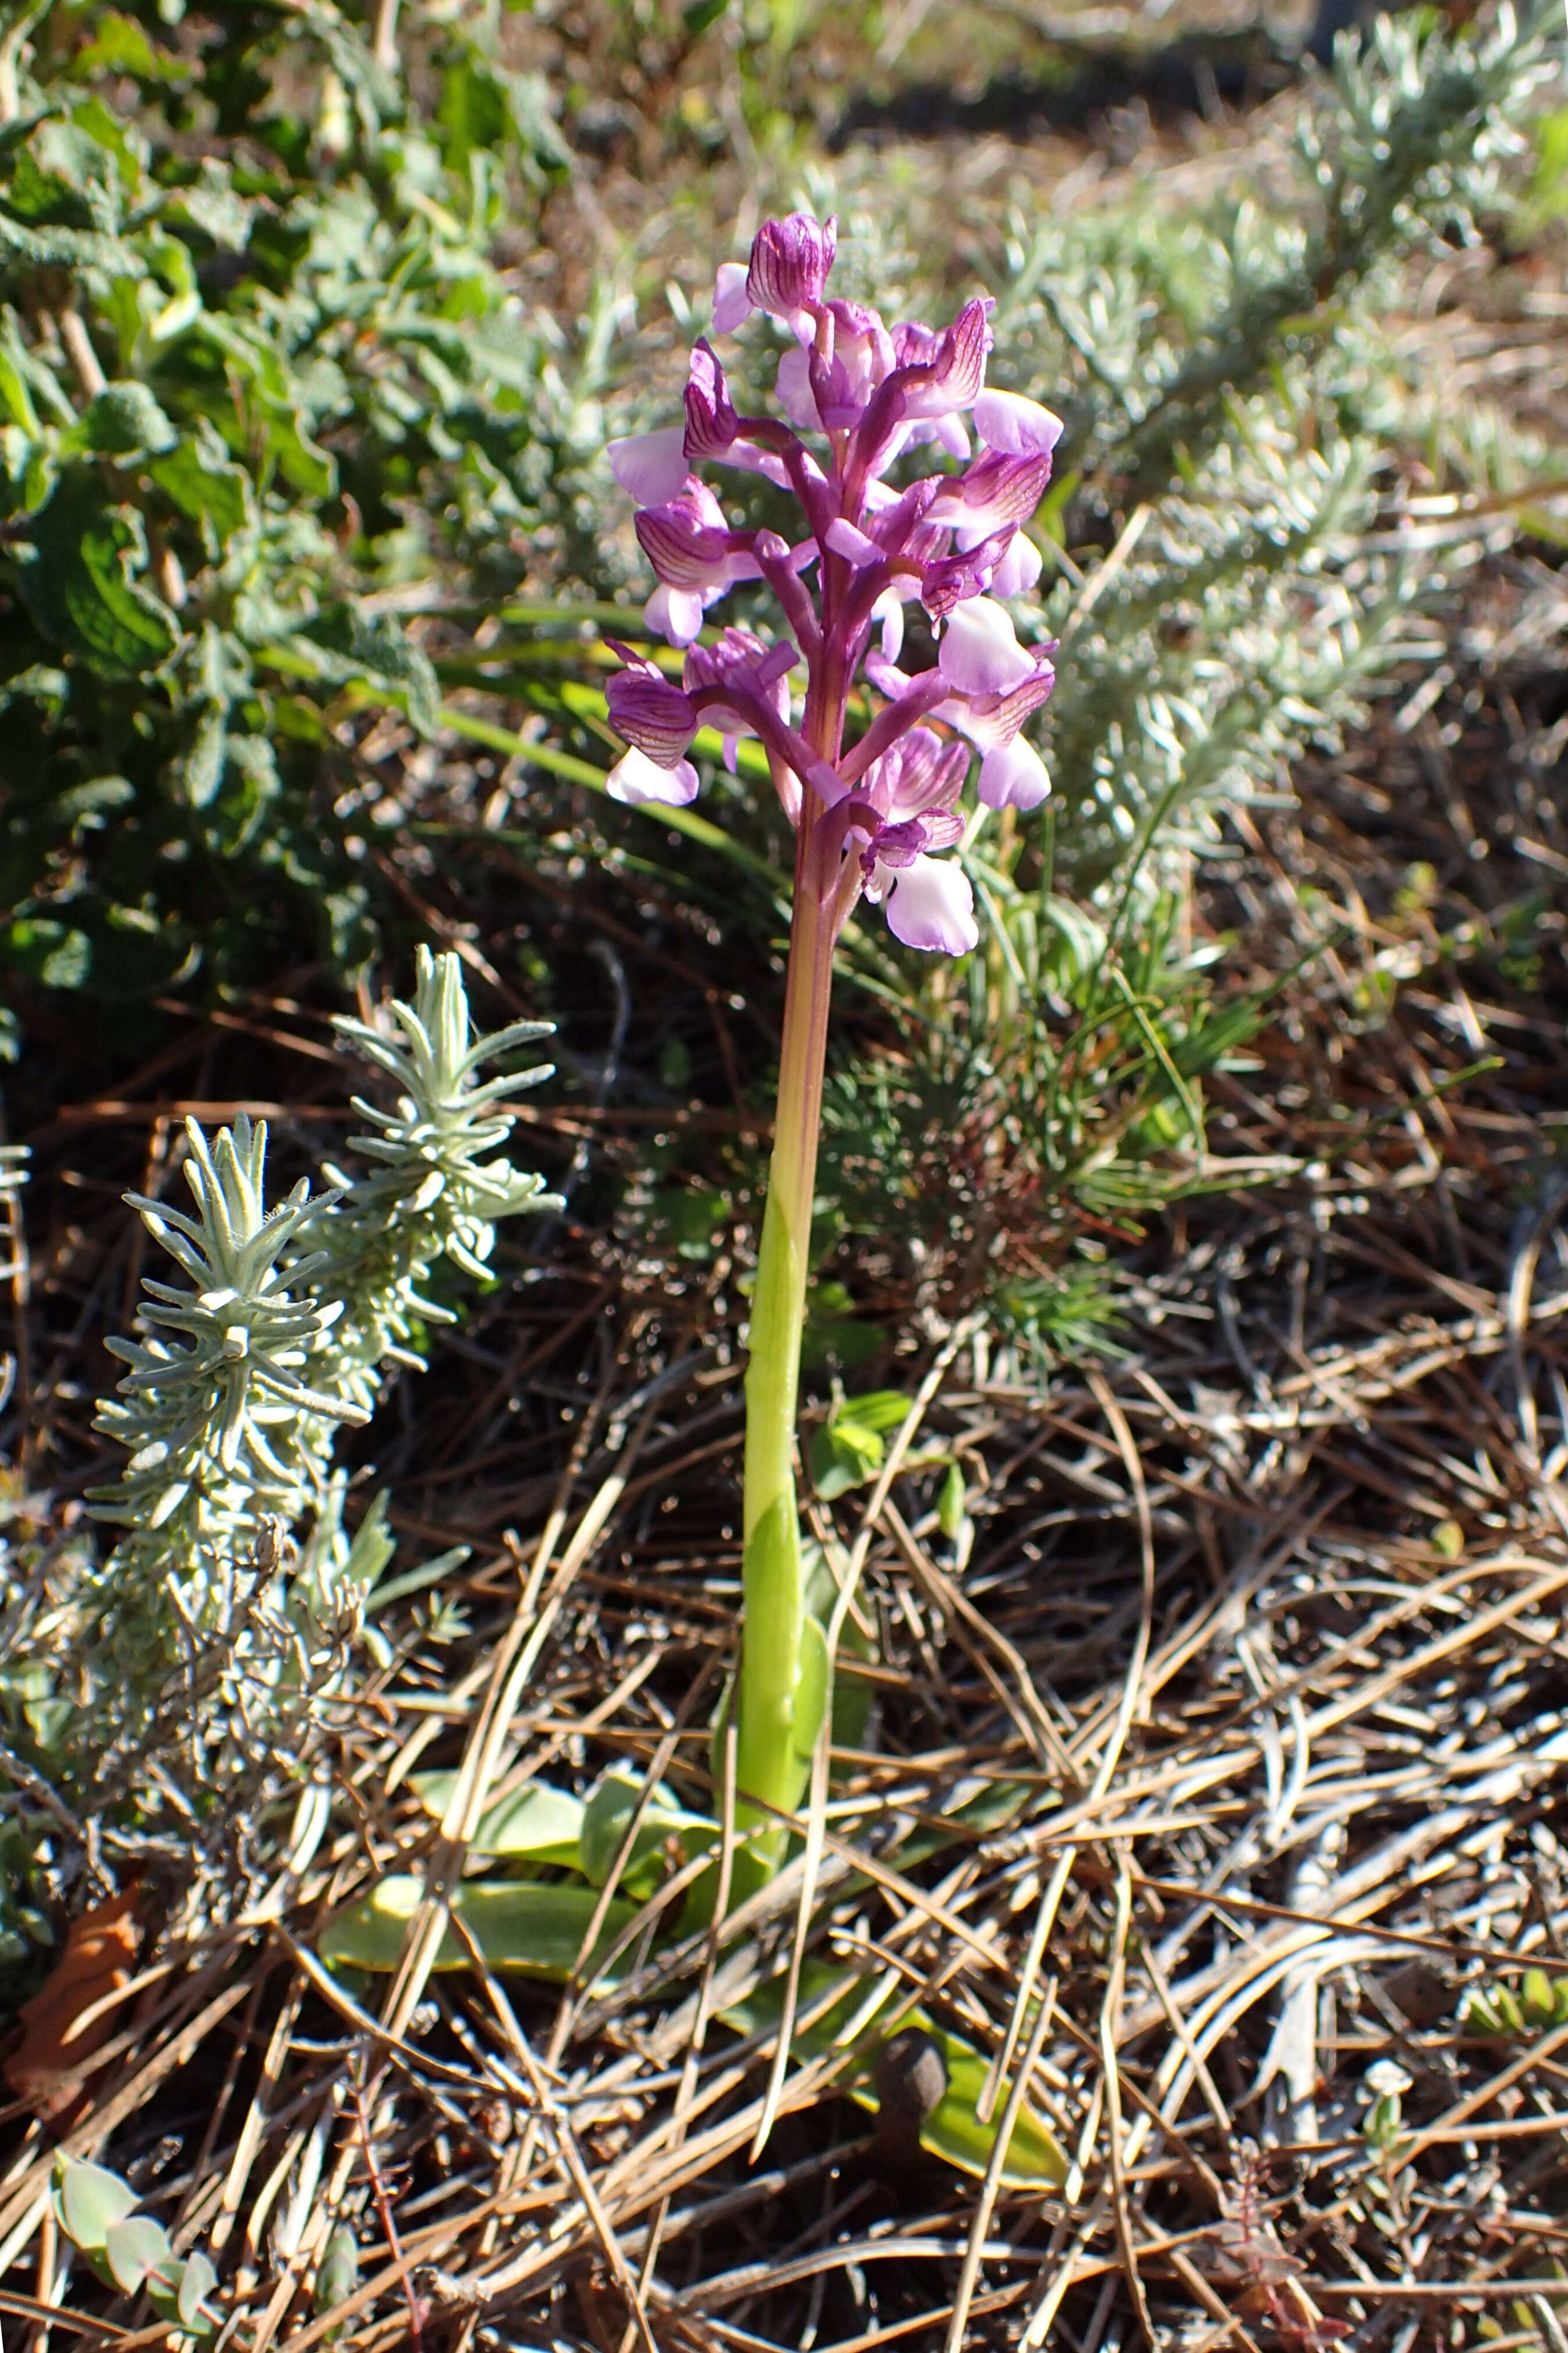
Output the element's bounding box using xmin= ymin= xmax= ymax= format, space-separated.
xmin=5 ymin=331 xmax=1568 ymax=2353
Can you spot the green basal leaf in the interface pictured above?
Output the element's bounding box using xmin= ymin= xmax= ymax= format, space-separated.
xmin=578 ymin=1770 xmax=717 ymax=1892
xmin=718 ymin=1964 xmax=1067 ymax=2190
xmin=319 ymin=1874 xmax=637 ymax=1981
xmin=410 ymin=1771 xmax=586 ymax=1865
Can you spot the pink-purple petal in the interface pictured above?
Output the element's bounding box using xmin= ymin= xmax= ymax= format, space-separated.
xmin=712 ymin=262 xmax=752 ymax=333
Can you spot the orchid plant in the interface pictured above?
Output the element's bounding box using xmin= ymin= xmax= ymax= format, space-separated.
xmin=603 ymin=214 xmax=1061 ymax=1874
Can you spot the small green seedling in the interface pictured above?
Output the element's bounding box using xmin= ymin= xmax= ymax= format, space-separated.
xmin=51 ymin=2156 xmax=220 ymax=2341
xmin=1461 ymin=1969 xmax=1568 ymax=2037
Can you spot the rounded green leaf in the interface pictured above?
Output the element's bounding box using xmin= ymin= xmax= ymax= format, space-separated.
xmin=103 ymin=2213 xmax=176 ymax=2294
xmin=53 ymin=2157 xmax=138 ymax=2254
xmin=178 ymin=2249 xmax=219 ymax=2331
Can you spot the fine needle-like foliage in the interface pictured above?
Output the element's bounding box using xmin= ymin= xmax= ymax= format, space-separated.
xmin=0 ymin=948 xmax=559 ymax=1816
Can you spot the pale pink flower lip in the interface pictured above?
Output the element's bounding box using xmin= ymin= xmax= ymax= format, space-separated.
xmin=607 ymin=745 xmax=700 ymax=806
xmin=872 ymin=854 xmax=978 ymax=955
xmin=608 ymin=427 xmax=690 ymax=506
xmin=938 ymin=598 xmax=1040 ymax=695
xmin=978 ymin=735 xmax=1052 ymax=811
xmin=975 ymin=388 xmax=1064 ymax=458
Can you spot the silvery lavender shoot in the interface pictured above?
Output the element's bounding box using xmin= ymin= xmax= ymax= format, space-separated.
xmin=1 ymin=952 xmax=558 ymax=1812
xmin=604 ymin=213 xmax=1061 ymax=1872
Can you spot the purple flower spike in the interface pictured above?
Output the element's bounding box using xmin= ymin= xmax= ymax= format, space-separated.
xmin=604 ymin=210 xmax=1061 ymax=958
xmin=746 ymin=212 xmax=837 ymax=326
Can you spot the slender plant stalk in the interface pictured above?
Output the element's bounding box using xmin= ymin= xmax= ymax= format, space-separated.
xmin=735 ymin=811 xmax=838 ymax=1843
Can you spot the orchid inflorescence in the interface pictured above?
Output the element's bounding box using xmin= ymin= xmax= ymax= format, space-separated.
xmin=604 ymin=211 xmax=1061 ymax=959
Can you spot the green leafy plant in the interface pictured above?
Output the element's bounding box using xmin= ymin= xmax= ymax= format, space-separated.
xmin=0 ymin=0 xmax=592 ymax=1020
xmin=51 ymin=2155 xmax=220 ymax=2343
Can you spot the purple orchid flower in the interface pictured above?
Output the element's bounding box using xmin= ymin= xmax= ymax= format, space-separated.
xmin=603 ymin=211 xmax=1060 ymax=956
xmin=595 ymin=215 xmax=1070 ymax=1874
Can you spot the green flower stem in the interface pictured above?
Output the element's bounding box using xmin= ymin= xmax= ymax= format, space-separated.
xmin=735 ymin=799 xmax=840 ymax=1861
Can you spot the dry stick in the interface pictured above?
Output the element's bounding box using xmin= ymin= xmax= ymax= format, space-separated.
xmin=1099 ymin=1851 xmax=1156 ymax=2348
xmin=541 ymin=1619 xmax=716 ymax=2075
xmin=349 ymin=2060 xmax=424 ymax=2353
xmin=941 ymin=1976 xmax=1060 ymax=2353
xmin=0 ymin=1980 xmax=252 ymax=2258
xmin=1139 ymin=1938 xmax=1234 ymax=2144
xmin=173 ymin=1965 xmax=270 ymax=2250
xmin=27 ymin=2199 xmax=56 ymax=2353
xmin=1020 ymin=2200 xmax=1108 ymax=2352
xmin=446 ymin=1920 xmax=660 ymax=2353
xmin=1167 ymin=2248 xmax=1269 ymax=2353
xmin=0 ymin=2293 xmax=125 ymax=2343
xmin=880 ymin=1500 xmax=1081 ymax=1783
xmin=244 ymin=1364 xmax=650 ymax=2353
xmin=210 ymin=1974 xmax=306 ymax=2256
xmin=979 ymin=1368 xmax=1157 ymax=2124
xmin=58 ymin=311 xmax=107 ymax=400
xmin=378 ymin=1340 xmax=646 ymax=2048
xmin=625 ymin=1723 xmax=740 ymax=2348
